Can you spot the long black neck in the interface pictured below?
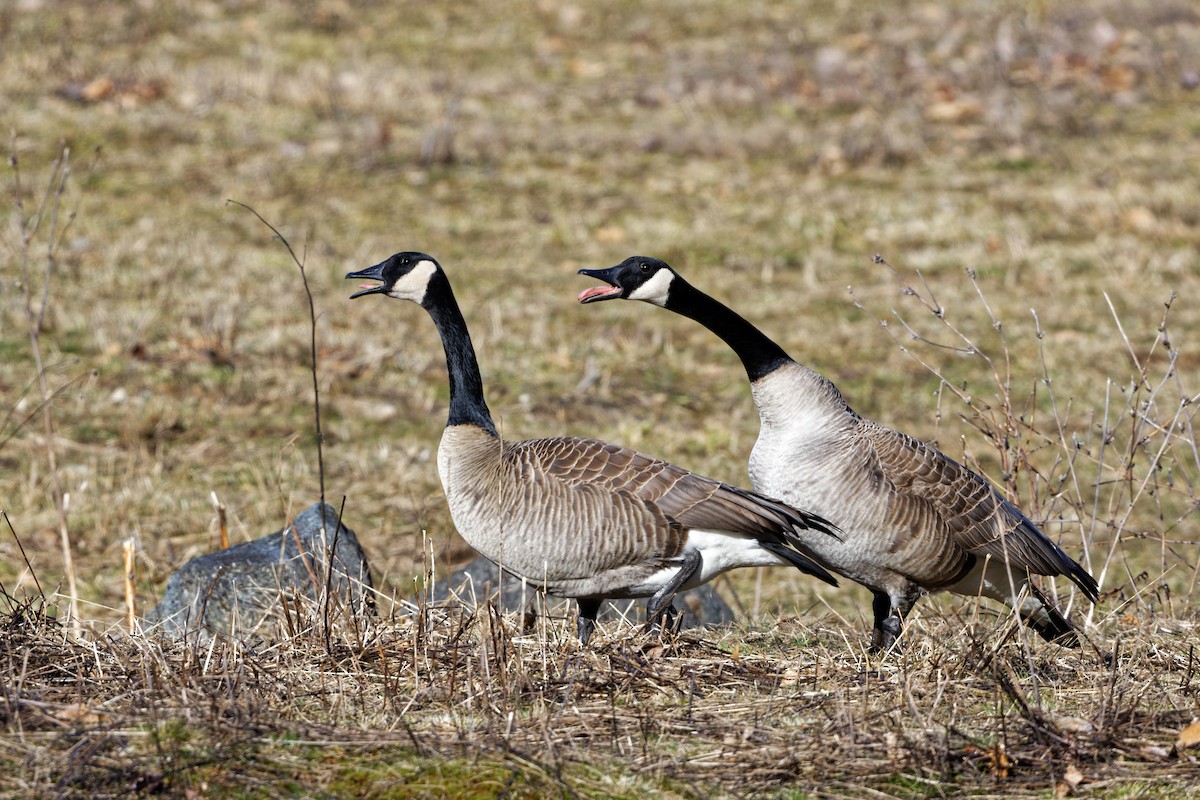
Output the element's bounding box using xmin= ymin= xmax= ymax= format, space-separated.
xmin=666 ymin=279 xmax=794 ymax=382
xmin=424 ymin=271 xmax=498 ymax=436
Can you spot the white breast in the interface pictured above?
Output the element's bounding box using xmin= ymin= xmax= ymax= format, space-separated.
xmin=745 ymin=364 xmax=901 ymax=584
xmin=748 ymin=364 xmax=849 ymax=494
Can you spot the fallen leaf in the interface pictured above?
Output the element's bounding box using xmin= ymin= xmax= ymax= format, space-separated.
xmin=1101 ymin=65 xmax=1137 ymax=93
xmin=566 ymin=58 xmax=604 ymax=78
xmin=593 ymin=226 xmax=626 ymax=244
xmin=1122 ymin=206 xmax=1156 ymax=234
xmin=81 ymin=77 xmax=115 ymax=102
xmin=965 ymin=742 xmax=1010 ymax=778
xmin=924 ymin=99 xmax=982 ymax=124
xmin=56 ymin=76 xmax=166 ymax=107
xmin=20 ymin=699 xmax=107 ymax=726
xmin=1176 ymin=719 xmax=1200 ymax=751
xmin=1139 ymin=744 xmax=1171 ymax=760
xmin=1054 ymin=764 xmax=1084 ymax=797
xmin=1051 ymin=715 xmax=1095 ymax=735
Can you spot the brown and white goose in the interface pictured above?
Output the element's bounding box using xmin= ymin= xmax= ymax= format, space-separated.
xmin=578 ymin=256 xmax=1099 ymax=649
xmin=347 ymin=252 xmax=839 ymax=644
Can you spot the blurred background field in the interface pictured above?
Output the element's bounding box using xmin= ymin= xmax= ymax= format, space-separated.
xmin=2 ymin=1 xmax=1199 ymax=797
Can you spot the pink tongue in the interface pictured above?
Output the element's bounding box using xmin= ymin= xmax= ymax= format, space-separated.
xmin=577 ymin=286 xmax=619 ymax=302
xmin=360 ymin=284 xmax=377 ymax=289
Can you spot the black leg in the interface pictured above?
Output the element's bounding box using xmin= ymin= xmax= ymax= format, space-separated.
xmin=645 ymin=548 xmax=702 ymax=631
xmin=521 ymin=599 xmax=538 ymax=634
xmin=660 ymin=602 xmax=682 ymax=634
xmin=870 ymin=590 xmax=903 ymax=652
xmin=576 ymin=598 xmax=602 ymax=645
xmin=1025 ymin=583 xmax=1080 ymax=647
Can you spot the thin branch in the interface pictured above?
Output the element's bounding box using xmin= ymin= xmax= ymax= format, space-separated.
xmin=0 ymin=367 xmax=90 ymax=452
xmin=868 ymin=254 xmax=1197 ymax=638
xmin=3 ymin=509 xmax=45 ymax=600
xmin=1102 ymin=290 xmax=1143 ymax=376
xmin=227 ymin=199 xmax=335 ymax=651
xmin=11 ymin=142 xmax=82 ymax=637
xmin=226 ymin=199 xmax=326 ymax=515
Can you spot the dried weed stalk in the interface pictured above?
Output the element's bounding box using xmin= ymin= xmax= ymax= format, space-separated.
xmin=2 ymin=587 xmax=1196 ymax=798
xmin=3 ymin=504 xmax=1196 ymax=796
xmin=226 ymin=201 xmax=356 ymax=657
xmin=6 ymin=142 xmax=87 ymax=637
xmin=861 ymin=255 xmax=1198 ymax=611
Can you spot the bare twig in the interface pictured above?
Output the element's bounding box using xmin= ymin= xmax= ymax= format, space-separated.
xmin=11 ymin=142 xmax=82 ymax=637
xmin=211 ymin=491 xmax=229 ymax=550
xmin=123 ymin=538 xmax=137 ymax=634
xmin=227 ymin=200 xmax=339 ymax=652
xmin=3 ymin=509 xmax=45 ymax=600
xmin=226 ymin=200 xmax=326 ymax=515
xmin=867 ymin=255 xmax=1196 ymax=640
xmin=0 ymin=369 xmax=91 ymax=453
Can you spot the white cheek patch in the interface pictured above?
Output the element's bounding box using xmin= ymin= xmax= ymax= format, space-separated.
xmin=627 ymin=269 xmax=674 ymax=306
xmin=388 ymin=259 xmax=438 ymax=303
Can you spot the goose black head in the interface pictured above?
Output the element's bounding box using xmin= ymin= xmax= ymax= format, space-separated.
xmin=577 ymin=256 xmax=678 ymax=308
xmin=347 ymin=251 xmax=442 ymax=305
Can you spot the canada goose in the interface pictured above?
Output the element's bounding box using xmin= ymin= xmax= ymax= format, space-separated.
xmin=347 ymin=252 xmax=840 ymax=644
xmin=578 ymin=257 xmax=1099 ymax=649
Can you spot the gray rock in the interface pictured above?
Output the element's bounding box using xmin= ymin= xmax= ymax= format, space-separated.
xmin=429 ymin=556 xmax=735 ymax=632
xmin=144 ymin=502 xmax=375 ymax=639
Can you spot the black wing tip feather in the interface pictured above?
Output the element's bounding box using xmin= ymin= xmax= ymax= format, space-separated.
xmin=776 ymin=503 xmax=840 ymax=538
xmin=720 ymin=481 xmax=843 ymax=540
xmin=1070 ymin=564 xmax=1101 ymax=604
xmin=1012 ymin=512 xmax=1100 ymax=605
xmin=759 ymin=541 xmax=839 ymax=587
xmin=722 ymin=483 xmax=842 ymax=586
xmin=797 ymin=510 xmax=842 ymax=540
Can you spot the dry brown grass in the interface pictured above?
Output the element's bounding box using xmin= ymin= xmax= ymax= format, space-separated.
xmin=2 ymin=587 xmax=1197 ymax=798
xmin=2 ymin=0 xmax=1200 ymax=796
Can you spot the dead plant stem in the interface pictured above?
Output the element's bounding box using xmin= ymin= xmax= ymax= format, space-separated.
xmin=11 ymin=143 xmax=81 ymax=638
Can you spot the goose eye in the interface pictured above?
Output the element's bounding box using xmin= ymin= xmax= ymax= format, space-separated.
xmin=639 ymin=263 xmax=651 ymax=272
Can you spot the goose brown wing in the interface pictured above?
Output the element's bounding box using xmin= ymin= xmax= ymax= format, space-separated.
xmin=488 ymin=437 xmax=687 ymax=579
xmin=863 ymin=423 xmax=1097 ymax=600
xmin=513 ymin=436 xmax=835 ymax=539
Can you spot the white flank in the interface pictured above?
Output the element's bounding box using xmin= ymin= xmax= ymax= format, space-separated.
xmin=686 ymin=529 xmax=787 ymax=584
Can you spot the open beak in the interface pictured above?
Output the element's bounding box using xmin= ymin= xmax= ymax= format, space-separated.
xmin=346 ymin=261 xmax=389 ymax=299
xmin=576 ymin=267 xmax=624 ymax=304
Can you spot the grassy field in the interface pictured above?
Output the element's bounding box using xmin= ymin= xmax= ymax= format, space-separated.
xmin=2 ymin=0 xmax=1200 ymax=796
